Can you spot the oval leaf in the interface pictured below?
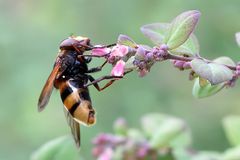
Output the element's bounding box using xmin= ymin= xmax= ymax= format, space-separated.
xmin=173 ymin=149 xmax=195 ymax=160
xmin=149 ymin=118 xmax=187 ymax=149
xmin=169 ymin=128 xmax=192 ymax=149
xmin=127 ymin=129 xmax=145 ymax=142
xmin=236 ymin=32 xmax=240 ymax=47
xmin=170 ymin=34 xmax=200 ymax=56
xmin=165 ymin=10 xmax=201 ymax=50
xmin=192 ymin=77 xmax=225 ymax=98
xmin=213 ymin=56 xmax=236 ymax=66
xmin=117 ymin=34 xmax=137 ymax=48
xmin=223 ymin=146 xmax=240 ymax=160
xmin=141 ymin=113 xmax=169 ymax=137
xmin=141 ymin=113 xmax=190 ymax=149
xmin=140 ymin=23 xmax=170 ymax=45
xmin=31 ymin=136 xmax=80 ymax=160
xmin=223 ymin=116 xmax=240 ymax=146
xmin=191 ymin=59 xmax=233 ymax=85
xmin=192 ymin=151 xmax=222 ymax=160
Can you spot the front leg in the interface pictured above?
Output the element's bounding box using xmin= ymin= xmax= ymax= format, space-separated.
xmin=85 ymin=69 xmax=133 ymax=90
xmin=86 ymin=60 xmax=108 ymax=73
xmin=85 ymin=75 xmax=122 ymax=91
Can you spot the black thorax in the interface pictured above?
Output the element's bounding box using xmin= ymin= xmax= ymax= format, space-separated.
xmin=60 ymin=50 xmax=89 ymax=88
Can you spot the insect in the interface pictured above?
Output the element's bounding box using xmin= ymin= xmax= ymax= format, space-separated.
xmin=38 ymin=36 xmax=122 ymax=147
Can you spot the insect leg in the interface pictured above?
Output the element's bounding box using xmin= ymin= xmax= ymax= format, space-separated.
xmin=86 ymin=75 xmax=120 ymax=91
xmin=86 ymin=69 xmax=133 ymax=90
xmin=86 ymin=60 xmax=108 ymax=73
xmin=72 ymin=45 xmax=82 ymax=53
xmin=76 ymin=43 xmax=115 ymax=51
xmin=77 ymin=43 xmax=116 ymax=58
xmin=91 ymin=43 xmax=116 ymax=49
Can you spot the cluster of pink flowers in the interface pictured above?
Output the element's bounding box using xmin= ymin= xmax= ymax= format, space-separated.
xmin=92 ymin=44 xmax=131 ymax=77
xmin=91 ymin=118 xmax=158 ymax=160
xmin=91 ymin=42 xmax=170 ymax=78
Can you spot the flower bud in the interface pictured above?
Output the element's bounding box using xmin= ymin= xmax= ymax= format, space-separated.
xmin=153 ymin=48 xmax=166 ymax=61
xmin=138 ymin=68 xmax=149 ymax=77
xmin=146 ymin=52 xmax=154 ymax=61
xmin=98 ymin=148 xmax=114 ymax=160
xmin=183 ymin=61 xmax=191 ymax=69
xmin=114 ymin=118 xmax=128 ymax=135
xmin=92 ymin=133 xmax=114 ymax=145
xmin=92 ymin=146 xmax=105 ymax=157
xmin=135 ymin=46 xmax=147 ymax=61
xmin=159 ymin=44 xmax=169 ymax=51
xmin=174 ymin=61 xmax=185 ymax=69
xmin=137 ymin=143 xmax=150 ymax=158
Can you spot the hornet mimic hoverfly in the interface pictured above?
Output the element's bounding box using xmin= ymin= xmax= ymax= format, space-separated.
xmin=38 ymin=36 xmax=121 ymax=147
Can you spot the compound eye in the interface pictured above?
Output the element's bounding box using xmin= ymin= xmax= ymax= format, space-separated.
xmin=59 ymin=38 xmax=76 ymax=49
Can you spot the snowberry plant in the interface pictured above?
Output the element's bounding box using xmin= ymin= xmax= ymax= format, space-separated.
xmin=89 ymin=10 xmax=240 ymax=98
xmin=32 ymin=114 xmax=240 ymax=160
xmin=32 ymin=10 xmax=240 ymax=160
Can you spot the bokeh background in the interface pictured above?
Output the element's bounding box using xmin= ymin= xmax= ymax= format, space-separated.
xmin=1 ymin=0 xmax=240 ymax=159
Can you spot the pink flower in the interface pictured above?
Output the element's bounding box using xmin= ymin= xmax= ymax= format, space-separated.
xmin=92 ymin=146 xmax=105 ymax=157
xmin=138 ymin=68 xmax=148 ymax=77
xmin=98 ymin=148 xmax=114 ymax=160
xmin=111 ymin=60 xmax=125 ymax=76
xmin=107 ymin=45 xmax=129 ymax=64
xmin=92 ymin=45 xmax=111 ymax=56
xmin=110 ymin=45 xmax=129 ymax=57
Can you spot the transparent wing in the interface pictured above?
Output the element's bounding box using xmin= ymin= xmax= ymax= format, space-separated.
xmin=63 ymin=106 xmax=81 ymax=148
xmin=38 ymin=58 xmax=63 ymax=112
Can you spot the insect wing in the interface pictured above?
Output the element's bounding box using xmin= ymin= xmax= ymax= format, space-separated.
xmin=63 ymin=106 xmax=81 ymax=147
xmin=38 ymin=62 xmax=61 ymax=112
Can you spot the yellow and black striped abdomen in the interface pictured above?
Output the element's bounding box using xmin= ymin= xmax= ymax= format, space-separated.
xmin=59 ymin=81 xmax=96 ymax=126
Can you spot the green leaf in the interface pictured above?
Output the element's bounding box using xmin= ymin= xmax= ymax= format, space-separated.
xmin=141 ymin=113 xmax=190 ymax=149
xmin=192 ymin=151 xmax=222 ymax=160
xmin=31 ymin=136 xmax=81 ymax=160
xmin=223 ymin=116 xmax=240 ymax=146
xmin=173 ymin=149 xmax=194 ymax=160
xmin=112 ymin=146 xmax=124 ymax=160
xmin=164 ymin=10 xmax=201 ymax=50
xmin=169 ymin=34 xmax=199 ymax=56
xmin=214 ymin=56 xmax=236 ymax=66
xmin=127 ymin=128 xmax=145 ymax=142
xmin=53 ymin=140 xmax=80 ymax=160
xmin=174 ymin=150 xmax=222 ymax=160
xmin=191 ymin=58 xmax=233 ymax=85
xmin=192 ymin=77 xmax=225 ymax=98
xmin=191 ymin=57 xmax=234 ymax=98
xmin=170 ymin=128 xmax=192 ymax=148
xmin=140 ymin=23 xmax=170 ymax=45
xmin=149 ymin=118 xmax=185 ymax=149
xmin=236 ymin=32 xmax=240 ymax=47
xmin=124 ymin=56 xmax=137 ymax=71
xmin=117 ymin=34 xmax=137 ymax=48
xmin=141 ymin=113 xmax=169 ymax=137
xmin=223 ymin=146 xmax=240 ymax=160
xmin=157 ymin=152 xmax=175 ymax=160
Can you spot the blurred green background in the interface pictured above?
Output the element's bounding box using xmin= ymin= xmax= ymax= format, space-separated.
xmin=1 ymin=0 xmax=240 ymax=159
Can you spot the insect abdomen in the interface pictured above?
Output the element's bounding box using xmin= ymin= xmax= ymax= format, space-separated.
xmin=59 ymin=81 xmax=95 ymax=126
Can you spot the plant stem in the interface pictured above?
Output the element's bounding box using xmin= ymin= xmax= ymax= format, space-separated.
xmin=165 ymin=52 xmax=236 ymax=71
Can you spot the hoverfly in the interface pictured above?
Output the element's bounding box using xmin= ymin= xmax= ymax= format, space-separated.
xmin=38 ymin=36 xmax=121 ymax=147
